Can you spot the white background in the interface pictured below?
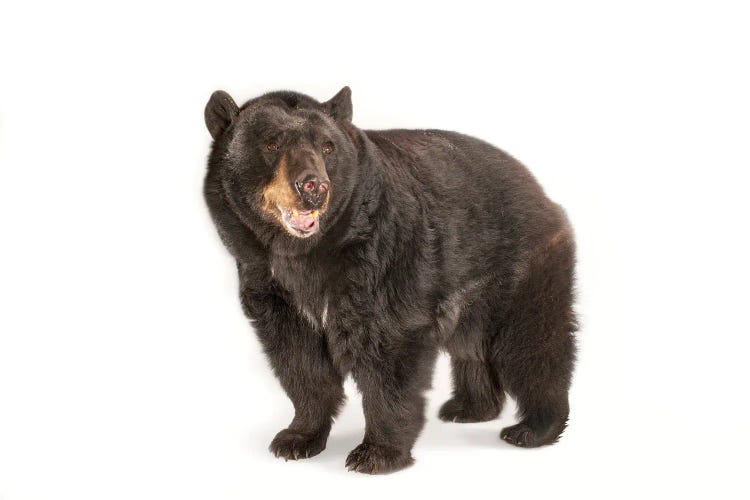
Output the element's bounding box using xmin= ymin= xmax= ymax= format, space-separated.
xmin=1 ymin=1 xmax=748 ymax=499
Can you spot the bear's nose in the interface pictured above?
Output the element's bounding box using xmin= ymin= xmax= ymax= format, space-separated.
xmin=294 ymin=172 xmax=330 ymax=207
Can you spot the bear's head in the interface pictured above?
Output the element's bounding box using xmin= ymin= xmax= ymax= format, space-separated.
xmin=204 ymin=87 xmax=358 ymax=241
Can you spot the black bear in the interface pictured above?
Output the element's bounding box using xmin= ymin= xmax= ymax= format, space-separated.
xmin=203 ymin=87 xmax=577 ymax=474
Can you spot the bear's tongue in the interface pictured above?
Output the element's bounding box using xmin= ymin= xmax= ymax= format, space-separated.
xmin=291 ymin=210 xmax=316 ymax=231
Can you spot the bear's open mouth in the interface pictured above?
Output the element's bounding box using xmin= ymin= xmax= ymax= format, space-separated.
xmin=278 ymin=205 xmax=320 ymax=238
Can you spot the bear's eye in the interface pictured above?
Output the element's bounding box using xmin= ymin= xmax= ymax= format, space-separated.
xmin=266 ymin=142 xmax=280 ymax=153
xmin=322 ymin=142 xmax=334 ymax=155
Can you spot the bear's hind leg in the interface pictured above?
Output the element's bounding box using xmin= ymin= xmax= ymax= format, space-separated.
xmin=497 ymin=327 xmax=575 ymax=447
xmin=495 ymin=227 xmax=577 ymax=448
xmin=499 ymin=369 xmax=571 ymax=448
xmin=439 ymin=358 xmax=504 ymax=423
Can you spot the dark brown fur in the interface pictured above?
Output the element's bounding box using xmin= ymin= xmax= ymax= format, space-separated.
xmin=203 ymin=87 xmax=577 ymax=473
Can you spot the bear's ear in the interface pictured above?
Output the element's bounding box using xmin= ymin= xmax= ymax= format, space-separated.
xmin=205 ymin=90 xmax=239 ymax=139
xmin=323 ymin=86 xmax=353 ymax=122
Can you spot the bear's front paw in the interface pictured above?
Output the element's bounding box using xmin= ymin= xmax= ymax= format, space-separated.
xmin=269 ymin=428 xmax=327 ymax=461
xmin=345 ymin=442 xmax=414 ymax=474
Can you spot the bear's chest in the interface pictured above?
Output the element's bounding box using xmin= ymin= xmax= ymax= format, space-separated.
xmin=268 ymin=252 xmax=382 ymax=372
xmin=268 ymin=253 xmax=351 ymax=331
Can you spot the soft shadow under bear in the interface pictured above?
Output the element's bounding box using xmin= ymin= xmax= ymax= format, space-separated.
xmin=203 ymin=87 xmax=577 ymax=474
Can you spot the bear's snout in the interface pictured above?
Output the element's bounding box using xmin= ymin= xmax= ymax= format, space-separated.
xmin=294 ymin=172 xmax=330 ymax=210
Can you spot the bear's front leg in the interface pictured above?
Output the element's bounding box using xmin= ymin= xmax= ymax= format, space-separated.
xmin=262 ymin=322 xmax=344 ymax=460
xmin=347 ymin=341 xmax=437 ymax=474
xmin=241 ymin=283 xmax=344 ymax=461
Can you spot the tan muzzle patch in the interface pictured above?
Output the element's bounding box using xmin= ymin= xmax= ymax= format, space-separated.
xmin=262 ymin=155 xmax=299 ymax=220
